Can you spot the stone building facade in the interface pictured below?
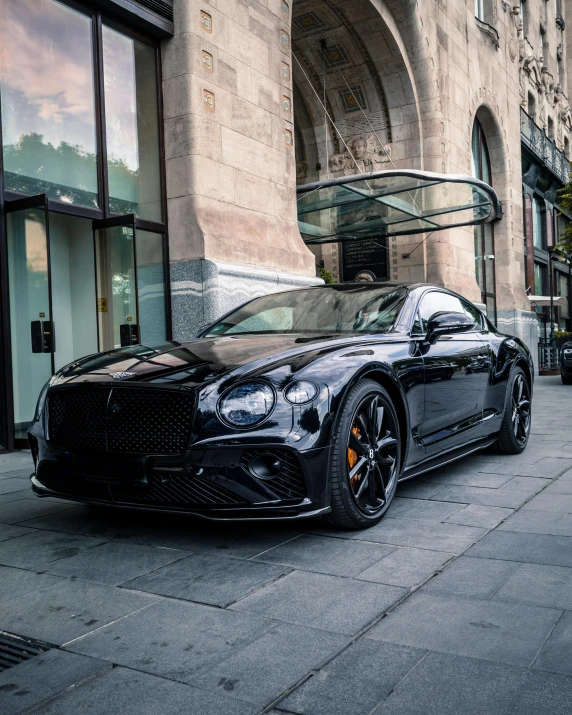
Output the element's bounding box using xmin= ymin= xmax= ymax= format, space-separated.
xmin=162 ymin=0 xmax=571 ymax=349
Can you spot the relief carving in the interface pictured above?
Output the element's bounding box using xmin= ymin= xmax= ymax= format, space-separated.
xmin=328 ymin=134 xmax=391 ymax=176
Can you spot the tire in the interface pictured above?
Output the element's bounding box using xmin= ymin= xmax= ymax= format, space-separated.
xmin=494 ymin=367 xmax=531 ymax=454
xmin=325 ymin=379 xmax=401 ymax=530
xmin=562 ymin=371 xmax=572 ymax=385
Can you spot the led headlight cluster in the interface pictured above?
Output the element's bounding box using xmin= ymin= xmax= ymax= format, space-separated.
xmin=219 ymin=383 xmax=275 ymax=427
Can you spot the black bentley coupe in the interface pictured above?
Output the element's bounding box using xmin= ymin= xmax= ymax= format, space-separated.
xmin=29 ymin=282 xmax=533 ymax=529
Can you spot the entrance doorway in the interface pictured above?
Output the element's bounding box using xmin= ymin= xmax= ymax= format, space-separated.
xmin=5 ymin=199 xmax=167 ymax=445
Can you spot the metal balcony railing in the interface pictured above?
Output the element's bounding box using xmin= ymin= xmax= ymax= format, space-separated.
xmin=520 ymin=108 xmax=570 ymax=183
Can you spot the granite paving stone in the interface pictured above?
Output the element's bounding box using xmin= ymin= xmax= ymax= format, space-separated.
xmin=386 ymin=497 xmax=466 ymax=521
xmin=0 ymin=530 xmax=108 ymax=570
xmin=0 ymin=649 xmax=112 ymax=715
xmin=46 ymin=541 xmax=190 ymax=585
xmin=355 ymin=546 xmax=454 ymax=588
xmin=123 ymin=552 xmax=291 ymax=606
xmin=251 ymin=534 xmax=397 ymax=577
xmin=395 ymin=481 xmax=443 ymax=499
xmin=543 ymin=479 xmax=572 ymax=495
xmin=428 ymin=485 xmax=529 ymax=508
xmin=494 ymin=563 xmax=572 ymax=610
xmin=28 ymin=665 xmax=257 ymax=715
xmin=467 ymin=531 xmax=572 ymax=567
xmin=423 ymin=556 xmax=520 ymax=598
xmin=534 ymin=611 xmax=572 ymax=677
xmin=0 ymin=564 xmax=64 ymax=603
xmin=0 ymin=498 xmax=75 ymax=524
xmin=478 ymin=458 xmax=572 ymax=479
xmin=0 ymin=579 xmax=159 ymax=645
xmin=502 ymin=476 xmax=552 ymax=494
xmin=0 ymin=452 xmax=33 ymax=473
xmin=374 ymin=651 xmax=572 ymax=715
xmin=0 ymin=478 xmax=34 ymax=495
xmin=0 ymin=523 xmax=33 ymax=542
xmin=443 ymin=504 xmax=514 ymax=529
xmin=521 ymin=493 xmax=572 ymax=513
xmin=0 ymin=489 xmax=43 ymax=505
xmin=366 ymin=591 xmax=562 ymax=667
xmin=553 ymin=514 xmax=572 ymax=536
xmin=190 ymin=622 xmax=346 ymax=705
xmin=497 ymin=509 xmax=570 ymax=535
xmin=66 ymin=598 xmax=278 ymax=679
xmin=422 ymin=468 xmax=513 ymax=488
xmin=352 ymin=517 xmax=486 ymax=553
xmin=231 ymin=570 xmax=407 ymax=635
xmin=278 ymin=640 xmax=427 ymax=715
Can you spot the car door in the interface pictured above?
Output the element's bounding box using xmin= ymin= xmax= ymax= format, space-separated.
xmin=415 ymin=291 xmax=490 ymax=457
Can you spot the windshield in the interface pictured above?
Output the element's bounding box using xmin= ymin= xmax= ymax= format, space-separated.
xmin=204 ymin=285 xmax=408 ymax=336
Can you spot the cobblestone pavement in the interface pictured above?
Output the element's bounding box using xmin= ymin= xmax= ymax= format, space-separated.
xmin=1 ymin=376 xmax=572 ymax=714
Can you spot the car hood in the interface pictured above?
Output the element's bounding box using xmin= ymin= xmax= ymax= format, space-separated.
xmin=50 ymin=333 xmax=401 ymax=389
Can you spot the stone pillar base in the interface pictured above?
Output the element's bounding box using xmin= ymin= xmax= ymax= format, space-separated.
xmin=496 ymin=309 xmax=539 ymax=374
xmin=171 ymin=260 xmax=322 ymax=340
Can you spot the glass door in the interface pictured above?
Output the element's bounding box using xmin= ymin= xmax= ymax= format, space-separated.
xmin=93 ymin=216 xmax=139 ymax=351
xmin=5 ymin=195 xmax=53 ymax=442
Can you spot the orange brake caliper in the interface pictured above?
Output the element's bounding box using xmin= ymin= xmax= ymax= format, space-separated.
xmin=348 ymin=426 xmax=360 ymax=486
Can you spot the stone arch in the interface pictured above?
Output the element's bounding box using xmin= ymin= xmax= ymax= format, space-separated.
xmin=290 ymin=0 xmax=423 ymax=279
xmin=291 ymin=0 xmax=422 ymax=185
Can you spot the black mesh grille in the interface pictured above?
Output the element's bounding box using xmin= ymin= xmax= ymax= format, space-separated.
xmin=49 ymin=389 xmax=108 ymax=450
xmin=111 ymin=474 xmax=245 ymax=507
xmin=241 ymin=449 xmax=306 ymax=500
xmin=48 ymin=387 xmax=195 ymax=455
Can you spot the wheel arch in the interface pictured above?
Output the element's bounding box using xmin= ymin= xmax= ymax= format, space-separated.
xmin=514 ymin=355 xmax=533 ymax=396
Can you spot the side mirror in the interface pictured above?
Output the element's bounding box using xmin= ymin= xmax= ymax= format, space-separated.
xmin=426 ymin=311 xmax=475 ymax=344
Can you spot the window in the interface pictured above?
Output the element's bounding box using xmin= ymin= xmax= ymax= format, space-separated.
xmin=528 ymin=92 xmax=536 ymax=120
xmin=475 ymin=0 xmax=484 ymax=21
xmin=0 ymin=0 xmax=98 ymax=206
xmin=0 ymin=0 xmax=164 ymax=221
xmin=534 ymin=262 xmax=546 ymax=295
xmin=548 ymin=117 xmax=555 ymax=141
xmin=532 ymin=197 xmax=545 ymax=249
xmin=102 ymin=26 xmax=162 ymax=221
xmin=417 ymin=292 xmax=467 ymax=333
xmin=471 ymin=118 xmax=496 ymax=322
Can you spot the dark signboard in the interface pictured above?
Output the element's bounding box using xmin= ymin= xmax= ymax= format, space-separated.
xmin=341 ymin=237 xmax=388 ymax=282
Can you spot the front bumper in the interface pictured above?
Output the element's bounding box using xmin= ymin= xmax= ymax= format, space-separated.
xmin=29 ymin=437 xmax=332 ymax=521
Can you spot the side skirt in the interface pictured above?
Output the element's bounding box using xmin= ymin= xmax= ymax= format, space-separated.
xmin=398 ymin=435 xmax=497 ymax=483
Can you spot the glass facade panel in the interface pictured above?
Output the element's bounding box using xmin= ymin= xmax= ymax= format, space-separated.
xmin=534 ymin=262 xmax=545 ymax=296
xmin=50 ymin=214 xmax=98 ymax=370
xmin=95 ymin=225 xmax=138 ymax=351
xmin=6 ymin=207 xmax=53 ymax=439
xmin=103 ymin=26 xmax=162 ymax=222
xmin=0 ymin=0 xmax=98 ymax=207
xmin=136 ymin=230 xmax=167 ymax=345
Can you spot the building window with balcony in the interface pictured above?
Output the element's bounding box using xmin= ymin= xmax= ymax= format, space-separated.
xmin=471 ymin=118 xmax=497 ymax=321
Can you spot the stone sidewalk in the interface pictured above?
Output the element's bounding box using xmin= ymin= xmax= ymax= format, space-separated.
xmin=1 ymin=376 xmax=572 ymax=714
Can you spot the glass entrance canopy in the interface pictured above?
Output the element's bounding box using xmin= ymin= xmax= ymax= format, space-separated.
xmin=297 ymin=170 xmax=501 ymax=245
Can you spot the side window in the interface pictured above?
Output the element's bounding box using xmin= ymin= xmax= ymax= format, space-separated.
xmin=411 ymin=311 xmax=423 ymax=335
xmin=460 ymin=299 xmax=483 ymax=329
xmin=417 ymin=292 xmax=465 ymax=332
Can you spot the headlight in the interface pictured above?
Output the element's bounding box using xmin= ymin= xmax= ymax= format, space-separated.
xmin=34 ymin=381 xmax=50 ymax=420
xmin=284 ymin=381 xmax=318 ymax=404
xmin=564 ymin=349 xmax=572 ymax=358
xmin=219 ymin=383 xmax=275 ymax=427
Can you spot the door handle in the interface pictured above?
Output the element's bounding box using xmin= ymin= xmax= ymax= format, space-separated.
xmin=31 ymin=320 xmax=55 ymax=353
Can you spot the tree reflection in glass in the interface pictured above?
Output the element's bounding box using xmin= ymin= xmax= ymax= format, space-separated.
xmin=0 ymin=0 xmax=98 ymax=207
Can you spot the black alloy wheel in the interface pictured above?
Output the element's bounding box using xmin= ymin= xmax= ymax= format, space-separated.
xmin=326 ymin=379 xmax=401 ymax=529
xmin=494 ymin=366 xmax=531 ymax=454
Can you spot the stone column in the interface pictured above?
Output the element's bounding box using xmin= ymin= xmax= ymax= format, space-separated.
xmin=162 ymin=0 xmax=318 ymax=339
